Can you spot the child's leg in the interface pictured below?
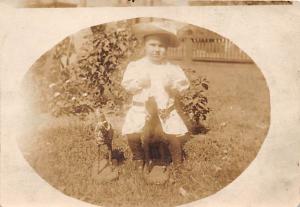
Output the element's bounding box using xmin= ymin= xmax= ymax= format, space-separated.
xmin=158 ymin=142 xmax=167 ymax=163
xmin=142 ymin=133 xmax=151 ymax=168
xmin=127 ymin=133 xmax=146 ymax=172
xmin=142 ymin=121 xmax=152 ymax=166
xmin=127 ymin=133 xmax=144 ymax=161
xmin=165 ymin=134 xmax=183 ymax=166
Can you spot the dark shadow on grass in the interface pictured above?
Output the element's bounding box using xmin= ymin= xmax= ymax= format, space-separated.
xmin=189 ymin=123 xmax=210 ymax=135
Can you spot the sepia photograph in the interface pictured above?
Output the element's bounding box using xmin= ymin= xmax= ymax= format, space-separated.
xmin=16 ymin=17 xmax=271 ymax=207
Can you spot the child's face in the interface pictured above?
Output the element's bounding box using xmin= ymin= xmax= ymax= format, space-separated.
xmin=144 ymin=35 xmax=168 ymax=64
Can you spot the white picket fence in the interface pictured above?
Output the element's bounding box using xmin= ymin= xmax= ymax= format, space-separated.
xmin=168 ymin=37 xmax=253 ymax=63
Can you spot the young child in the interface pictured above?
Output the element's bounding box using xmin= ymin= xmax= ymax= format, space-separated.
xmin=121 ymin=21 xmax=190 ymax=171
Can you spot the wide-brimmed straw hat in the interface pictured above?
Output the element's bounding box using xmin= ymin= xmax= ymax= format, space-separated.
xmin=132 ymin=21 xmax=180 ymax=47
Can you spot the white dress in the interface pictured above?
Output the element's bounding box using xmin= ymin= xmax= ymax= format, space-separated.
xmin=121 ymin=57 xmax=190 ymax=136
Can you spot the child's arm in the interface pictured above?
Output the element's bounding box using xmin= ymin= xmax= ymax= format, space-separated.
xmin=121 ymin=62 xmax=150 ymax=94
xmin=166 ymin=66 xmax=190 ymax=96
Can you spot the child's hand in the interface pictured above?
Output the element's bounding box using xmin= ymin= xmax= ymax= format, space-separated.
xmin=164 ymin=85 xmax=178 ymax=97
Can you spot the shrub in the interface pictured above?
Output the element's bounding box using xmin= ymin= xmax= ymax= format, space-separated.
xmin=32 ymin=23 xmax=138 ymax=117
xmin=178 ymin=75 xmax=210 ymax=132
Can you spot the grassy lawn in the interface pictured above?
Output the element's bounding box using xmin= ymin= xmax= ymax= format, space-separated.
xmin=18 ymin=61 xmax=270 ymax=207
